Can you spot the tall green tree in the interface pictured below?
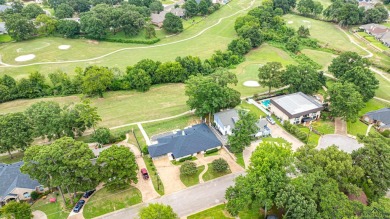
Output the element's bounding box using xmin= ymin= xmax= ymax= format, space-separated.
xmin=145 ymin=24 xmax=156 ymax=39
xmin=281 ymin=64 xmax=325 ymax=95
xmin=4 ymin=13 xmax=36 ymax=41
xmin=119 ymin=10 xmax=145 ymax=36
xmin=80 ymin=14 xmax=106 ymax=39
xmin=81 ymin=66 xmax=114 ymax=97
xmin=97 ymin=145 xmax=138 ymax=190
xmin=35 ymin=14 xmax=58 ymax=35
xmin=328 ymin=52 xmax=370 ymax=78
xmin=56 ymin=19 xmax=80 ymax=38
xmin=228 ymin=110 xmax=259 ymax=153
xmin=352 ymin=135 xmax=390 ymax=201
xmin=0 ymin=113 xmax=33 ymax=158
xmin=163 ymin=12 xmax=183 ymax=33
xmin=126 ymin=68 xmax=152 ymax=92
xmin=327 ymin=82 xmax=364 ymax=122
xmin=226 ymin=142 xmax=294 ymax=217
xmin=258 ymin=62 xmax=283 ymax=95
xmin=183 ymin=0 xmax=198 ymax=17
xmin=227 ymin=37 xmax=252 ymax=56
xmin=139 ymin=203 xmax=178 ymax=219
xmin=149 ymin=1 xmax=163 ymax=13
xmin=0 ymin=201 xmax=32 ymax=219
xmin=55 ymin=3 xmax=74 ymax=19
xmin=22 ymin=3 xmax=45 ymax=19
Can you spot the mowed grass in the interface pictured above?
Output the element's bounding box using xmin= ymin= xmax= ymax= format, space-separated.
xmin=32 ymin=195 xmax=69 ymax=219
xmin=180 ymin=165 xmax=205 ymax=187
xmin=301 ymin=49 xmax=336 ymax=70
xmin=0 ymin=84 xmax=188 ymax=127
xmin=312 ymin=120 xmax=335 ymax=135
xmin=83 ymin=186 xmax=142 ymax=219
xmin=0 ymin=0 xmax=257 ymax=78
xmin=203 ymin=163 xmax=232 ymax=181
xmin=188 ymin=204 xmax=234 ymax=219
xmin=283 ymin=14 xmax=366 ymax=55
xmin=232 ymin=44 xmax=297 ymax=97
xmin=375 ymin=74 xmax=390 ymax=101
xmin=357 ymin=32 xmax=389 ymax=51
xmin=0 ymin=151 xmax=24 ymax=164
xmin=237 ymin=102 xmax=268 ymax=118
xmin=143 ymin=113 xmax=200 ymax=138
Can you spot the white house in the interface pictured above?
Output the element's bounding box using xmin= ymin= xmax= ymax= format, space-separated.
xmin=270 ymin=92 xmax=324 ymax=124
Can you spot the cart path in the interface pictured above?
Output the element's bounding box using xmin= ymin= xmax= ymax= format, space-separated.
xmin=0 ymin=0 xmax=255 ymax=68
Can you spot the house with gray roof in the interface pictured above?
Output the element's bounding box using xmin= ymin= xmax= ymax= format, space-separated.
xmin=0 ymin=5 xmax=11 ymax=13
xmin=0 ymin=162 xmax=43 ymax=207
xmin=171 ymin=8 xmax=185 ymax=18
xmin=151 ymin=11 xmax=167 ymax=27
xmin=270 ymin=92 xmax=324 ymax=124
xmin=363 ymin=108 xmax=390 ymax=132
xmin=214 ymin=109 xmax=271 ymax=137
xmin=148 ymin=123 xmax=222 ymax=160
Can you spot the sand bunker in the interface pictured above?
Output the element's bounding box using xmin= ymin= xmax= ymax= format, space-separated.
xmin=287 ymin=21 xmax=293 ymax=24
xmin=58 ymin=45 xmax=71 ymax=50
xmin=15 ymin=54 xmax=35 ymax=62
xmin=243 ymin=80 xmax=260 ymax=87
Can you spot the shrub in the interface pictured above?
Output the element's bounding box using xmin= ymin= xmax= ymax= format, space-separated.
xmin=142 ymin=146 xmax=149 ymax=155
xmin=212 ymin=158 xmax=229 ymax=172
xmin=381 ymin=130 xmax=390 ymax=138
xmin=31 ymin=191 xmax=39 ymax=200
xmin=178 ymin=156 xmax=193 ymax=162
xmin=92 ymin=127 xmax=111 ymax=145
xmin=180 ymin=161 xmax=197 ymax=176
xmin=205 ymin=148 xmax=219 ymax=154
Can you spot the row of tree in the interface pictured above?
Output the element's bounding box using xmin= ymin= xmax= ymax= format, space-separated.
xmin=0 ymin=100 xmax=101 ymax=158
xmin=183 ymin=0 xmax=220 ymax=17
xmin=226 ymin=134 xmax=390 ymax=218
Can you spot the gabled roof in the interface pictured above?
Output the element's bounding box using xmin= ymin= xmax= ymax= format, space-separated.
xmin=214 ymin=109 xmax=239 ymax=129
xmin=256 ymin=118 xmax=269 ymax=132
xmin=0 ymin=162 xmax=40 ymax=201
xmin=359 ymin=23 xmax=387 ymax=31
xmin=171 ymin=8 xmax=185 ymax=17
xmin=364 ymin=108 xmax=390 ymax=126
xmin=151 ymin=11 xmax=167 ymax=24
xmin=271 ymin=92 xmax=324 ymax=118
xmin=148 ymin=124 xmax=222 ymax=158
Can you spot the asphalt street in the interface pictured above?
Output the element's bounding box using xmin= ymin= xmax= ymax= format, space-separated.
xmin=96 ymin=171 xmax=245 ymax=219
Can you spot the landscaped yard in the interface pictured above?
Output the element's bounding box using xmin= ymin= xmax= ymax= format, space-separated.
xmin=180 ymin=165 xmax=205 ymax=187
xmin=237 ymin=102 xmax=268 ymax=118
xmin=31 ymin=194 xmax=69 ymax=219
xmin=143 ymin=114 xmax=200 ymax=138
xmin=357 ymin=32 xmax=389 ymax=50
xmin=82 ymin=186 xmax=142 ymax=219
xmin=202 ymin=163 xmax=232 ymax=182
xmin=234 ymin=152 xmax=245 ymax=168
xmin=298 ymin=125 xmax=321 ymax=145
xmin=188 ymin=204 xmax=234 ymax=219
xmin=262 ymin=137 xmax=289 ymax=144
xmin=0 ymin=84 xmax=188 ymax=128
xmin=312 ymin=120 xmax=335 ymax=135
xmin=0 ymin=151 xmax=24 ymax=164
xmin=143 ymin=157 xmax=164 ymax=195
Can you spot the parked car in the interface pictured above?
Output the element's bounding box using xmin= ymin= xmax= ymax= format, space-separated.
xmin=73 ymin=200 xmax=86 ymax=213
xmin=83 ymin=189 xmax=96 ymax=198
xmin=266 ymin=115 xmax=276 ymax=125
xmin=141 ymin=168 xmax=149 ymax=180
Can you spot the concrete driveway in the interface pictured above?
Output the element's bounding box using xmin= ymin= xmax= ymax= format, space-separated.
xmin=243 ymin=140 xmax=262 ymax=169
xmin=318 ymin=134 xmax=364 ymax=153
xmin=153 ymin=156 xmax=186 ymax=195
xmin=268 ymin=124 xmax=304 ymax=150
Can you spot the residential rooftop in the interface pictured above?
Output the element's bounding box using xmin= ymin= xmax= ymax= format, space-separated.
xmin=214 ymin=109 xmax=239 ymax=130
xmin=271 ymin=92 xmax=323 ymax=118
xmin=365 ymin=108 xmax=390 ymax=127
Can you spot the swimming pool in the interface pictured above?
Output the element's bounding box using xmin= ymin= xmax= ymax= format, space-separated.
xmin=262 ymin=99 xmax=271 ymax=108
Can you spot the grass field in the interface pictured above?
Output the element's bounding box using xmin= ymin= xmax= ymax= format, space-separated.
xmin=180 ymin=165 xmax=205 ymax=187
xmin=0 ymin=151 xmax=24 ymax=164
xmin=357 ymin=32 xmax=389 ymax=51
xmin=32 ymin=195 xmax=69 ymax=219
xmin=0 ymin=84 xmax=188 ymax=128
xmin=0 ymin=34 xmax=12 ymax=43
xmin=143 ymin=114 xmax=200 ymax=138
xmin=232 ymin=44 xmax=297 ymax=97
xmin=312 ymin=120 xmax=335 ymax=135
xmin=375 ymin=75 xmax=390 ymax=101
xmin=0 ymin=0 xmax=257 ymax=78
xmin=284 ymin=14 xmax=366 ymax=55
xmin=301 ymin=49 xmax=336 ymax=70
xmin=203 ymin=163 xmax=232 ymax=181
xmin=237 ymin=102 xmax=268 ymax=118
xmin=188 ymin=204 xmax=234 ymax=219
xmin=83 ymin=186 xmax=142 ymax=219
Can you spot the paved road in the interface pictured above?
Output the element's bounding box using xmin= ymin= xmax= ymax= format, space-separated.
xmin=96 ymin=171 xmax=244 ymax=219
xmin=317 ymin=134 xmax=363 ymax=153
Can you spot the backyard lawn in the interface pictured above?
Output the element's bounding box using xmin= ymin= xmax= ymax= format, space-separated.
xmin=357 ymin=32 xmax=389 ymax=51
xmin=0 ymin=151 xmax=24 ymax=164
xmin=0 ymin=84 xmax=188 ymax=128
xmin=143 ymin=114 xmax=200 ymax=138
xmin=312 ymin=120 xmax=335 ymax=135
xmin=82 ymin=186 xmax=142 ymax=219
xmin=262 ymin=137 xmax=289 ymax=144
xmin=298 ymin=125 xmax=321 ymax=145
xmin=188 ymin=204 xmax=234 ymax=219
xmin=180 ymin=165 xmax=205 ymax=187
xmin=31 ymin=194 xmax=69 ymax=219
xmin=237 ymin=102 xmax=268 ymax=118
xmin=202 ymin=163 xmax=232 ymax=181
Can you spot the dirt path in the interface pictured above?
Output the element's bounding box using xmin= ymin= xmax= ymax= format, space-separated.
xmin=334 ymin=117 xmax=347 ymax=135
xmin=0 ymin=0 xmax=255 ymax=68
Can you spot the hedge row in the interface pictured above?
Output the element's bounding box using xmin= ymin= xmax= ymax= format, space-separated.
xmin=205 ymin=148 xmax=219 ymax=154
xmin=283 ymin=121 xmax=308 ymax=142
xmin=103 ymin=37 xmax=160 ymax=44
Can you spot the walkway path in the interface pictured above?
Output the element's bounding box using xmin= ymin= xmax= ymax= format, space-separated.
xmin=335 ymin=117 xmax=347 ymax=135
xmin=366 ymin=124 xmax=373 ymax=136
xmin=32 ymin=210 xmax=47 ymax=219
xmin=336 ymin=26 xmax=373 ymax=58
xmin=198 ymin=164 xmax=208 ymax=183
xmin=137 ymin=123 xmax=151 ymax=146
xmin=0 ymin=0 xmax=255 ymax=68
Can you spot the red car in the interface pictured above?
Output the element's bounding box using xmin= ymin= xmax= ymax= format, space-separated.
xmin=141 ymin=168 xmax=149 ymax=180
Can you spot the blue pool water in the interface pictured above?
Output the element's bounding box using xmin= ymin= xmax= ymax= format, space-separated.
xmin=262 ymin=99 xmax=271 ymax=108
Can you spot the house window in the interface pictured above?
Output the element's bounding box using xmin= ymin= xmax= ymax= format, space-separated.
xmin=23 ymin=192 xmax=30 ymax=198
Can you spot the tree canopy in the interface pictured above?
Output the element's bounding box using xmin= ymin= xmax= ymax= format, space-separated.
xmin=163 ymin=13 xmax=183 ymax=34
xmin=139 ymin=203 xmax=178 ymax=219
xmin=228 ymin=110 xmax=259 ymax=153
xmin=258 ymin=62 xmax=283 ymax=95
xmin=281 ymin=64 xmax=325 ymax=95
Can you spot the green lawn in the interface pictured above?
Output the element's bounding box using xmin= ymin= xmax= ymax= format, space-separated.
xmin=202 ymin=163 xmax=232 ymax=181
xmin=262 ymin=137 xmax=289 ymax=144
xmin=239 ymin=207 xmax=264 ymax=219
xmin=0 ymin=84 xmax=188 ymax=128
xmin=232 ymin=44 xmax=297 ymax=97
xmin=374 ymin=74 xmax=390 ymax=101
xmin=0 ymin=0 xmax=256 ymax=78
xmin=235 ymin=152 xmax=245 ymax=168
xmin=105 ymin=29 xmax=167 ymax=42
xmin=237 ymin=102 xmax=268 ymax=118
xmin=143 ymin=157 xmax=164 ymax=195
xmin=143 ymin=114 xmax=200 ymax=138
xmin=0 ymin=151 xmax=24 ymax=164
xmin=180 ymin=165 xmax=205 ymax=187
xmin=312 ymin=120 xmax=335 ymax=135
xmin=32 ymin=194 xmax=69 ymax=219
xmin=188 ymin=204 xmax=234 ymax=219
xmin=298 ymin=125 xmax=321 ymax=145
xmin=301 ymin=49 xmax=336 ymax=70
xmin=357 ymin=32 xmax=389 ymax=51
xmin=0 ymin=34 xmax=12 ymax=43
xmin=283 ymin=14 xmax=366 ymax=55
xmin=82 ymin=186 xmax=142 ymax=219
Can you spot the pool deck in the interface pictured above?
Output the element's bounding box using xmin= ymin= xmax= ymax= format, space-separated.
xmin=247 ymin=99 xmax=270 ymax=116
